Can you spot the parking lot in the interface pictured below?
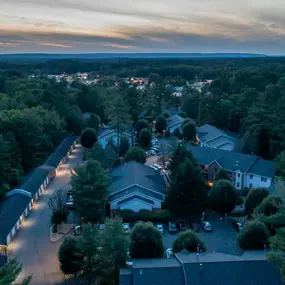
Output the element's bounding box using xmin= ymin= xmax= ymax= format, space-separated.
xmin=161 ymin=213 xmax=243 ymax=256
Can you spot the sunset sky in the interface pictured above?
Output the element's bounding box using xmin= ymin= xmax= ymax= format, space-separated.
xmin=0 ymin=0 xmax=285 ymax=54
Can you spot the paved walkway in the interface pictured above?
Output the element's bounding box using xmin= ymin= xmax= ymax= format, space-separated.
xmin=9 ymin=144 xmax=83 ymax=285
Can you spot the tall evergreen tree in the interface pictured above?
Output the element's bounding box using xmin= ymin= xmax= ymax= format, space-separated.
xmin=0 ymin=259 xmax=31 ymax=285
xmin=167 ymin=158 xmax=207 ymax=218
xmin=70 ymin=160 xmax=110 ymax=222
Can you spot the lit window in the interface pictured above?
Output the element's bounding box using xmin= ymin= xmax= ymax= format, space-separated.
xmin=250 ymin=174 xmax=253 ymax=179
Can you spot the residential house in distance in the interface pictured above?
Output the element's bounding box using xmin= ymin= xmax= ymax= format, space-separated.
xmin=98 ymin=127 xmax=133 ymax=149
xmin=197 ymin=124 xmax=237 ymax=151
xmin=120 ymin=251 xmax=281 ymax=285
xmin=166 ymin=115 xmax=184 ymax=135
xmin=108 ymin=162 xmax=166 ymax=213
xmin=187 ymin=145 xmax=275 ymax=190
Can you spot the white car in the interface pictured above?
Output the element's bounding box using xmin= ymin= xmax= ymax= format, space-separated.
xmin=201 ymin=221 xmax=212 ymax=232
xmin=123 ymin=223 xmax=131 ymax=234
xmin=156 ymin=224 xmax=164 ymax=233
xmin=149 ymin=150 xmax=156 ymax=155
xmin=150 ymin=165 xmax=159 ymax=171
xmin=152 ymin=164 xmax=162 ymax=170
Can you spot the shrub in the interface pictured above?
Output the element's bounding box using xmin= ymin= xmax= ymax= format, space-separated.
xmin=173 ymin=230 xmax=207 ymax=253
xmin=116 ymin=209 xmax=173 ymax=223
xmin=244 ymin=188 xmax=269 ymax=214
xmin=253 ymin=195 xmax=283 ymax=217
xmin=237 ymin=220 xmax=270 ymax=250
xmin=51 ymin=210 xmax=69 ymax=225
xmin=80 ymin=128 xmax=98 ymax=149
xmin=236 ymin=196 xmax=244 ymax=206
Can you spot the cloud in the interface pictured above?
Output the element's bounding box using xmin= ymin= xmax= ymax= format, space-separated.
xmin=0 ymin=0 xmax=285 ymax=54
xmin=0 ymin=42 xmax=20 ymax=47
xmin=38 ymin=42 xmax=72 ymax=48
xmin=101 ymin=43 xmax=137 ymax=50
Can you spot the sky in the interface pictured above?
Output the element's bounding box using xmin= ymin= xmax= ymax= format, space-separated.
xmin=0 ymin=0 xmax=285 ymax=54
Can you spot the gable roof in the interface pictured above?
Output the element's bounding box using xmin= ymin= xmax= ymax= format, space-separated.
xmin=98 ymin=128 xmax=132 ymax=148
xmin=44 ymin=136 xmax=77 ymax=168
xmin=166 ymin=115 xmax=184 ymax=129
xmin=187 ymin=145 xmax=275 ymax=177
xmin=0 ymin=193 xmax=31 ymax=245
xmin=109 ymin=162 xmax=165 ymax=197
xmin=16 ymin=165 xmax=53 ymax=197
xmin=197 ymin=124 xmax=237 ymax=150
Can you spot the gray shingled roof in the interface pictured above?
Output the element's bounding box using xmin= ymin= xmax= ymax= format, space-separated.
xmin=197 ymin=124 xmax=236 ymax=142
xmin=132 ymin=258 xmax=185 ymax=285
xmin=187 ymin=145 xmax=276 ymax=178
xmin=117 ymin=195 xmax=155 ymax=206
xmin=109 ymin=186 xmax=164 ymax=202
xmin=44 ymin=136 xmax=77 ymax=168
xmin=121 ymin=253 xmax=282 ymax=285
xmin=166 ymin=115 xmax=184 ymax=129
xmin=0 ymin=194 xmax=31 ymax=245
xmin=110 ymin=162 xmax=165 ymax=196
xmin=17 ymin=165 xmax=53 ymax=197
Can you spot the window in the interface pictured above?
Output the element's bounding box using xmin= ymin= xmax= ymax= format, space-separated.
xmin=237 ymin=173 xmax=240 ymax=178
xmin=215 ymin=168 xmax=217 ymax=172
xmin=237 ymin=183 xmax=240 ymax=188
xmin=250 ymin=174 xmax=253 ymax=179
xmin=261 ymin=177 xmax=267 ymax=182
xmin=249 ymin=183 xmax=252 ymax=188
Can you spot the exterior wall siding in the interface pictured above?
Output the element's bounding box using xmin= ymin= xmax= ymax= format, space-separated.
xmin=244 ymin=174 xmax=272 ymax=188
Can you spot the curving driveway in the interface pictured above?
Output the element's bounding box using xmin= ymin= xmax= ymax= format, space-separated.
xmin=9 ymin=145 xmax=83 ymax=285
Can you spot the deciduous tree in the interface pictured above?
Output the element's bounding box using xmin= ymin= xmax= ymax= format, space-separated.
xmin=80 ymin=128 xmax=97 ymax=149
xmin=130 ymin=221 xmax=164 ymax=258
xmin=208 ymin=179 xmax=237 ymax=215
xmin=124 ymin=147 xmax=146 ymax=164
xmin=244 ymin=188 xmax=269 ymax=214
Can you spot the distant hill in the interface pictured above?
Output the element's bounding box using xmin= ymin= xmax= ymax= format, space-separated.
xmin=0 ymin=53 xmax=268 ymax=62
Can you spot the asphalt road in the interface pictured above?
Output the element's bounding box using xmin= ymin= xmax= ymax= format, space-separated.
xmin=9 ymin=144 xmax=83 ymax=285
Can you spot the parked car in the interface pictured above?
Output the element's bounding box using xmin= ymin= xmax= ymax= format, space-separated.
xmin=123 ymin=223 xmax=131 ymax=234
xmin=178 ymin=221 xmax=187 ymax=231
xmin=67 ymin=189 xmax=72 ymax=195
xmin=149 ymin=150 xmax=156 ymax=155
xmin=200 ymin=221 xmax=212 ymax=232
xmin=150 ymin=165 xmax=159 ymax=171
xmin=73 ymin=225 xmax=82 ymax=236
xmin=66 ymin=195 xmax=74 ymax=209
xmin=168 ymin=221 xmax=177 ymax=234
xmin=152 ymin=164 xmax=162 ymax=170
xmin=156 ymin=224 xmax=164 ymax=234
xmin=98 ymin=224 xmax=105 ymax=231
xmin=189 ymin=222 xmax=200 ymax=231
xmin=232 ymin=221 xmax=243 ymax=232
xmin=151 ymin=147 xmax=159 ymax=152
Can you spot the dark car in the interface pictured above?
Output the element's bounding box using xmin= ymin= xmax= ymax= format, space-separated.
xmin=232 ymin=221 xmax=243 ymax=232
xmin=189 ymin=222 xmax=200 ymax=232
xmin=178 ymin=221 xmax=187 ymax=232
xmin=168 ymin=221 xmax=177 ymax=234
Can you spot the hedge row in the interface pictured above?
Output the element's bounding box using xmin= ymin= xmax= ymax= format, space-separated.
xmin=115 ymin=209 xmax=173 ymax=222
